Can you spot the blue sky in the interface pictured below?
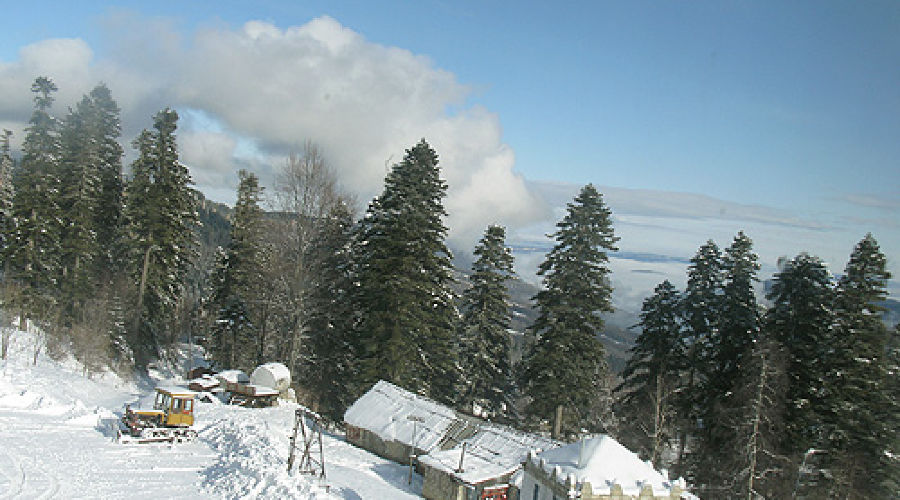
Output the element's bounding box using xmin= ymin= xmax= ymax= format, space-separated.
xmin=2 ymin=1 xmax=898 ymax=299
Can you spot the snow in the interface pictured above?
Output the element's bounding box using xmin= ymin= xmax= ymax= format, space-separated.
xmin=0 ymin=327 xmax=426 ymax=499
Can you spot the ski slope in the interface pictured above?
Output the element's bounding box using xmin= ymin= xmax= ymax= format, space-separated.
xmin=0 ymin=327 xmax=423 ymax=499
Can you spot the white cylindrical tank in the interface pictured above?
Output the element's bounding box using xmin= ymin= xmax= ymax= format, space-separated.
xmin=250 ymin=362 xmax=291 ymax=391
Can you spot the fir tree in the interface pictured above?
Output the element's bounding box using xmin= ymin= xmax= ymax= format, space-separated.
xmin=88 ymin=84 xmax=124 ymax=282
xmin=884 ymin=324 xmax=900 ymax=493
xmin=764 ymin=253 xmax=834 ymax=459
xmin=676 ymin=239 xmax=723 ymax=476
xmin=209 ymin=170 xmax=265 ymax=372
xmin=519 ymin=184 xmax=618 ymax=438
xmin=7 ymin=76 xmax=62 ymax=322
xmin=681 ymin=239 xmax=724 ymax=396
xmin=301 ymin=202 xmax=357 ymax=421
xmin=458 ymin=224 xmax=516 ymax=420
xmin=717 ymin=231 xmax=761 ymax=391
xmin=58 ymin=93 xmax=103 ymax=319
xmin=827 ymin=234 xmax=893 ymax=498
xmin=124 ymin=109 xmax=198 ymax=365
xmin=694 ymin=232 xmax=763 ymax=490
xmin=0 ymin=130 xmax=12 ymax=359
xmin=353 ymin=139 xmax=458 ymax=404
xmin=616 ymin=280 xmax=683 ymax=467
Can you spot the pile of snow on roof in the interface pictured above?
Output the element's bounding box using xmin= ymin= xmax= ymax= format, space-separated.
xmin=528 ymin=435 xmax=690 ymax=497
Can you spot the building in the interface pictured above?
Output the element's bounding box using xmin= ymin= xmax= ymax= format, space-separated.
xmin=519 ymin=435 xmax=693 ymax=500
xmin=418 ymin=423 xmax=560 ymax=500
xmin=343 ymin=380 xmax=480 ymax=464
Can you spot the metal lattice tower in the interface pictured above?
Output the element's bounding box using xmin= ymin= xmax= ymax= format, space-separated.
xmin=287 ymin=407 xmax=326 ymax=479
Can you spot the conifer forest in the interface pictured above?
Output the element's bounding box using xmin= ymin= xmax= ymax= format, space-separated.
xmin=0 ymin=77 xmax=896 ymax=499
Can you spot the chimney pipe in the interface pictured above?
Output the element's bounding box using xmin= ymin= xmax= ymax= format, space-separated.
xmin=456 ymin=442 xmax=467 ymax=473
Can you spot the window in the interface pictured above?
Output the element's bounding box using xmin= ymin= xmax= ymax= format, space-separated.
xmin=155 ymin=392 xmax=171 ymax=411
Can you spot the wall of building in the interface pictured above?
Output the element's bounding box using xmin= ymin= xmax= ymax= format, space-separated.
xmin=421 ymin=465 xmax=466 ymax=500
xmin=345 ymin=425 xmax=416 ymax=465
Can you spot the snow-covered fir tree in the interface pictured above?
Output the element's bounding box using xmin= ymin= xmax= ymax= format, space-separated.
xmin=458 ymin=224 xmax=516 ymax=421
xmin=352 ymin=139 xmax=458 ymax=404
xmin=519 ymin=184 xmax=618 ymax=438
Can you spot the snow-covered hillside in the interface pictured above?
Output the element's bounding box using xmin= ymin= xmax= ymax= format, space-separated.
xmin=0 ymin=327 xmax=424 ymax=499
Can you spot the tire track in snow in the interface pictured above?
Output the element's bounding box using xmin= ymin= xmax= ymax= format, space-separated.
xmin=0 ymin=448 xmax=25 ymax=499
xmin=0 ymin=442 xmax=60 ymax=500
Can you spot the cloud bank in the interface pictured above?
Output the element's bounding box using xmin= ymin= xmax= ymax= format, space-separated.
xmin=0 ymin=14 xmax=548 ymax=252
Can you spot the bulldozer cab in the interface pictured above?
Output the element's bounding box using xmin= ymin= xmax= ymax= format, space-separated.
xmin=153 ymin=387 xmax=196 ymax=427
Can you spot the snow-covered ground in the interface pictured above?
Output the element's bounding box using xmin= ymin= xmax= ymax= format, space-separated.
xmin=0 ymin=327 xmax=424 ymax=499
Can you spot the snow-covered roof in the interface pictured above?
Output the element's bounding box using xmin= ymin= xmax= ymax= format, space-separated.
xmin=343 ymin=380 xmax=459 ymax=453
xmin=157 ymin=386 xmax=197 ymax=397
xmin=189 ymin=376 xmax=220 ymax=390
xmin=527 ymin=435 xmax=688 ymax=497
xmin=419 ymin=422 xmax=561 ymax=485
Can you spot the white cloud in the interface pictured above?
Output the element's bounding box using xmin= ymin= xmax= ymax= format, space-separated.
xmin=0 ymin=14 xmax=548 ymax=253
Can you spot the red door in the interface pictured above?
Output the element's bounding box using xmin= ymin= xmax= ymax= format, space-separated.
xmin=480 ymin=485 xmax=508 ymax=500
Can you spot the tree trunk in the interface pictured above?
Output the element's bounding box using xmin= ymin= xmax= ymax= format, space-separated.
xmin=1 ymin=330 xmax=9 ymax=360
xmin=746 ymin=351 xmax=768 ymax=500
xmin=132 ymin=243 xmax=154 ymax=367
xmin=257 ymin=301 xmax=269 ymax=366
xmin=135 ymin=243 xmax=153 ymax=334
xmin=653 ymin=372 xmax=664 ymax=466
xmin=553 ymin=404 xmax=564 ymax=439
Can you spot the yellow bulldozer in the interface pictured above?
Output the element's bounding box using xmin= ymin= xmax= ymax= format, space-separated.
xmin=118 ymin=387 xmax=198 ymax=444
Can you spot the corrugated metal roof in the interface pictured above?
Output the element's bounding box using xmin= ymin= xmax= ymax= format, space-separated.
xmin=419 ymin=422 xmax=561 ymax=485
